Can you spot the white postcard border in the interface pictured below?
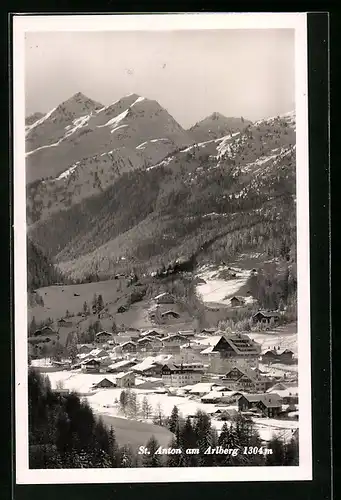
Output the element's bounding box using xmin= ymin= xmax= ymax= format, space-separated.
xmin=13 ymin=12 xmax=311 ymax=484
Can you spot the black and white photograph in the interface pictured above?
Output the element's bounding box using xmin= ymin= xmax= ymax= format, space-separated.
xmin=14 ymin=13 xmax=312 ymax=483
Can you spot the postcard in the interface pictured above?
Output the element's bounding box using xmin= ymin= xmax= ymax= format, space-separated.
xmin=13 ymin=12 xmax=312 ymax=483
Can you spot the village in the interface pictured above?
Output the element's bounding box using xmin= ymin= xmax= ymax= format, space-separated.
xmin=29 ymin=288 xmax=299 ymax=448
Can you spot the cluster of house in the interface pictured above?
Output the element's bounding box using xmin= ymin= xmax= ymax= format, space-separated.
xmin=158 ymin=381 xmax=299 ymax=420
xmin=261 ymin=347 xmax=295 ymax=364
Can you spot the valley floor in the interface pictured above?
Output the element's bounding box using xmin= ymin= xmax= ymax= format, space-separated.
xmin=42 ymin=366 xmax=299 ymax=452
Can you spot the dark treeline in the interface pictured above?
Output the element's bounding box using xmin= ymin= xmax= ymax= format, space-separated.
xmin=29 ymin=369 xmax=298 ymax=469
xmin=247 ymin=262 xmax=297 ymax=312
xmin=27 ymin=238 xmax=66 ymax=291
xmin=28 ymin=368 xmax=139 ymax=468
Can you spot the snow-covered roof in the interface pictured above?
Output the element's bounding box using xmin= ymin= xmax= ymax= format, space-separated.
xmin=86 ymin=348 xmax=107 ymax=358
xmin=107 ymin=358 xmax=137 ymax=370
xmin=116 ymin=371 xmax=134 ymax=379
xmin=253 ymin=310 xmax=280 ymax=318
xmin=96 ymin=331 xmax=112 ymax=337
xmin=132 ymin=359 xmax=158 ymax=372
xmin=201 ymin=390 xmax=235 ymax=401
xmin=200 ymin=346 xmax=215 ymax=354
xmin=140 ymin=329 xmax=162 ymax=337
xmin=223 ymin=365 xmax=269 ymax=383
xmin=132 ymin=354 xmax=172 ymax=372
xmin=267 ymin=386 xmax=298 ymax=398
xmin=189 ymin=382 xmax=219 ymax=394
xmin=120 ymin=341 xmax=137 ymax=347
xmin=241 ymin=393 xmax=282 ymax=406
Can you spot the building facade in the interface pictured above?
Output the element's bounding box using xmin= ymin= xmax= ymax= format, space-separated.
xmin=161 ymin=363 xmax=203 ymax=387
xmin=222 ymin=366 xmax=272 ymax=392
xmin=202 ymin=333 xmax=261 ymax=374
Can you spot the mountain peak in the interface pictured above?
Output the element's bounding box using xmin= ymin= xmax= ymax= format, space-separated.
xmin=208 ymin=111 xmax=227 ymax=121
xmin=189 ymin=113 xmax=251 ymax=143
xmin=60 ymin=92 xmax=103 ymax=109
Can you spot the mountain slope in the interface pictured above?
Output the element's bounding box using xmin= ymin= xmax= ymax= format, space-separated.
xmin=188 ymin=112 xmax=251 ymax=143
xmin=26 ymin=112 xmax=44 ymax=126
xmin=26 ymin=93 xmax=194 ymax=187
xmin=28 ymin=111 xmax=296 ymax=281
xmin=27 ymin=238 xmax=64 ymax=291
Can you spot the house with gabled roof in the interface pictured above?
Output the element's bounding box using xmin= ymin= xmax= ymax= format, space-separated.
xmin=107 ymin=358 xmax=137 ymax=373
xmin=81 ymin=358 xmax=101 ymax=373
xmin=222 ymin=365 xmax=272 ymax=392
xmin=262 ymin=347 xmax=295 ymax=364
xmin=266 ymin=383 xmax=298 ymax=404
xmin=200 ymin=332 xmax=261 ymax=373
xmin=95 ymin=331 xmax=113 ymax=343
xmin=230 ymin=296 xmax=246 ymax=307
xmin=140 ymin=329 xmax=162 ymax=338
xmin=252 ymin=310 xmax=280 ymax=324
xmin=119 ymin=341 xmax=137 ymax=354
xmin=238 ymin=393 xmax=282 ymax=417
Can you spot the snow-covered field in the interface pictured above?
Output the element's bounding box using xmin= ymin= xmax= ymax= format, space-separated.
xmin=248 ymin=328 xmax=298 ymax=355
xmin=46 ymin=370 xmax=216 ymax=417
xmin=196 ymin=265 xmax=252 ymax=305
xmin=44 ymin=369 xmax=298 ymax=443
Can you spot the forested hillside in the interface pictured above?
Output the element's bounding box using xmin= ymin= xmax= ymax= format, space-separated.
xmin=27 ymin=238 xmax=64 ymax=290
xmin=27 ymin=111 xmax=296 ymax=282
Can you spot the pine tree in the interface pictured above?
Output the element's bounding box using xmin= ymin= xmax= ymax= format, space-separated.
xmin=168 ymin=405 xmax=179 ymax=434
xmin=93 ymin=417 xmax=110 ymax=458
xmin=284 ymin=438 xmax=299 ymax=465
xmin=166 ymin=437 xmax=185 ymax=467
xmin=119 ymin=390 xmax=129 ymax=416
xmin=107 ymin=426 xmax=119 ymax=466
xmin=92 ymin=293 xmax=98 ymax=314
xmin=266 ymin=436 xmax=286 ymax=465
xmin=180 ymin=416 xmax=198 ymax=466
xmin=127 ymin=391 xmax=139 ymax=418
xmin=97 ymin=294 xmax=104 ymax=313
xmin=142 ymin=436 xmax=163 ymax=467
xmin=194 ymin=410 xmax=212 ymax=465
xmin=119 ymin=444 xmax=135 ymax=467
xmin=142 ymin=396 xmax=152 ymax=420
xmin=83 ymin=301 xmax=89 ymax=316
xmin=55 ymin=410 xmax=71 ymax=456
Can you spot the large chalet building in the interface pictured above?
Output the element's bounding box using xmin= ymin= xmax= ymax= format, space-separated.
xmin=200 ymin=332 xmax=261 ymax=374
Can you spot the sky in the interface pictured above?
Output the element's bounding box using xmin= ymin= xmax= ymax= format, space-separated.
xmin=25 ymin=29 xmax=295 ymax=128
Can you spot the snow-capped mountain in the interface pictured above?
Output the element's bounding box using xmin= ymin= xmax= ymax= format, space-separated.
xmin=26 ymin=92 xmax=194 ymax=184
xmin=27 ymin=101 xmax=296 ymax=282
xmin=188 ymin=112 xmax=251 ymax=143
